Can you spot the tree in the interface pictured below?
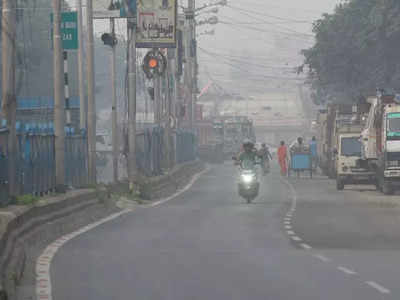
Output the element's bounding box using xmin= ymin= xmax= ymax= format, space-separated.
xmin=302 ymin=0 xmax=400 ymax=104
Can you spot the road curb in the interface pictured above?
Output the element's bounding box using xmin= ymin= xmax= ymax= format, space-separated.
xmin=0 ymin=189 xmax=106 ymax=300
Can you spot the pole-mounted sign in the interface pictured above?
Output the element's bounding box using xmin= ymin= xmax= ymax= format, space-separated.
xmin=50 ymin=11 xmax=78 ymax=50
xmin=136 ymin=0 xmax=177 ymax=48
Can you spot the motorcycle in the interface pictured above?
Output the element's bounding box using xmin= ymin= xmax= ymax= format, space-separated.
xmin=237 ymin=163 xmax=260 ymax=203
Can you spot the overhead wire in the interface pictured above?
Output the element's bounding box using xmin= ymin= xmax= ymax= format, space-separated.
xmin=198 ymin=46 xmax=305 ymax=82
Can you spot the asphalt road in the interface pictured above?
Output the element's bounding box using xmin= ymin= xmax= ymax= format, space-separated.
xmin=51 ymin=163 xmax=400 ymax=300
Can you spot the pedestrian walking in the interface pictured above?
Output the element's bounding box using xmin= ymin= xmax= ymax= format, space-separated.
xmin=309 ymin=136 xmax=318 ymax=170
xmin=278 ymin=141 xmax=288 ymax=176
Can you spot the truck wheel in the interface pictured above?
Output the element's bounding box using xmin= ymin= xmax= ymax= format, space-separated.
xmin=383 ymin=181 xmax=394 ymax=195
xmin=336 ymin=178 xmax=345 ymax=190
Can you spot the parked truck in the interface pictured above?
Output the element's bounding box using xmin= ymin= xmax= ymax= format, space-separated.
xmin=360 ymin=89 xmax=400 ymax=194
xmin=317 ymin=104 xmax=354 ymax=178
xmin=335 ymin=121 xmax=375 ymax=190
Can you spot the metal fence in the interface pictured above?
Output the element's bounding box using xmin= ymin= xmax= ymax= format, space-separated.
xmin=136 ymin=127 xmax=165 ymax=176
xmin=0 ymin=129 xmax=9 ymax=206
xmin=0 ymin=132 xmax=88 ymax=204
xmin=176 ymin=130 xmax=197 ymax=163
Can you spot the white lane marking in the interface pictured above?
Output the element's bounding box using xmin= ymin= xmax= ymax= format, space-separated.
xmin=280 ymin=177 xmax=297 ymax=212
xmin=36 ymin=166 xmax=209 ymax=300
xmin=284 ymin=225 xmax=292 ymax=229
xmin=300 ymin=243 xmax=312 ymax=250
xmin=313 ymin=254 xmax=331 ymax=262
xmin=284 ymin=220 xmax=290 ymax=224
xmin=337 ymin=266 xmax=357 ymax=275
xmin=291 ymin=236 xmax=302 ymax=241
xmin=150 ymin=166 xmax=210 ymax=207
xmin=365 ymin=281 xmax=391 ymax=294
xmin=287 ymin=230 xmax=295 ymax=235
xmin=36 ymin=209 xmax=131 ymax=300
xmin=284 ymin=217 xmax=291 ymax=222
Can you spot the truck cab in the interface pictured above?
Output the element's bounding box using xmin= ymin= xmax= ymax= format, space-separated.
xmin=336 ymin=132 xmax=375 ymax=190
xmin=379 ymin=108 xmax=400 ymax=193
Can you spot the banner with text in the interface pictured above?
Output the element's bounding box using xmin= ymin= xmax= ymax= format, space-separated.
xmin=136 ymin=0 xmax=177 ymax=48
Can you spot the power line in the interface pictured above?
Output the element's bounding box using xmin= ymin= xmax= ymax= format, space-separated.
xmin=198 ymin=47 xmax=305 ymax=81
xmin=226 ymin=4 xmax=314 ymax=24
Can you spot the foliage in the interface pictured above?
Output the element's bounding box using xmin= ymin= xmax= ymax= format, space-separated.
xmin=16 ymin=194 xmax=39 ymax=205
xmin=302 ymin=0 xmax=400 ymax=104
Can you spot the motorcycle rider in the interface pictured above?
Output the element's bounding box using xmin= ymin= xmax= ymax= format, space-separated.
xmin=235 ymin=139 xmax=258 ymax=169
xmin=258 ymin=143 xmax=273 ymax=174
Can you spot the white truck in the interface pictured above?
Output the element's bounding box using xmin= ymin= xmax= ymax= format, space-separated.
xmin=361 ymin=90 xmax=400 ymax=194
xmin=336 ymin=125 xmax=375 ymax=190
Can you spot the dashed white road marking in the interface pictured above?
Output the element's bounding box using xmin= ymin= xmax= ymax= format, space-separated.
xmin=365 ymin=281 xmax=391 ymax=294
xmin=291 ymin=236 xmax=302 ymax=241
xmin=337 ymin=266 xmax=357 ymax=275
xmin=300 ymin=243 xmax=312 ymax=250
xmin=313 ymin=254 xmax=331 ymax=262
xmin=284 ymin=220 xmax=291 ymax=225
xmin=287 ymin=230 xmax=295 ymax=235
xmin=284 ymin=225 xmax=292 ymax=229
xmin=36 ymin=167 xmax=210 ymax=300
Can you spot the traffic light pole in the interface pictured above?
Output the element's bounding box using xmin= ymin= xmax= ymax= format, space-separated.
xmin=76 ymin=0 xmax=86 ymax=131
xmin=2 ymin=0 xmax=17 ymax=196
xmin=87 ymin=0 xmax=96 ymax=184
xmin=128 ymin=20 xmax=137 ymax=192
xmin=110 ymin=18 xmax=118 ymax=182
xmin=52 ymin=0 xmax=66 ymax=192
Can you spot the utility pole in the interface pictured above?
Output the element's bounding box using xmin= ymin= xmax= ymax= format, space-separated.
xmin=76 ymin=0 xmax=86 ymax=131
xmin=128 ymin=20 xmax=137 ymax=191
xmin=2 ymin=0 xmax=17 ymax=196
xmin=87 ymin=0 xmax=96 ymax=184
xmin=110 ymin=18 xmax=118 ymax=182
xmin=154 ymin=74 xmax=161 ymax=124
xmin=52 ymin=0 xmax=66 ymax=192
xmin=184 ymin=0 xmax=196 ymax=130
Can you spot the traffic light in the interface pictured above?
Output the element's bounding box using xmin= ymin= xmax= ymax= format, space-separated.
xmin=101 ymin=33 xmax=117 ymax=47
xmin=142 ymin=49 xmax=167 ymax=79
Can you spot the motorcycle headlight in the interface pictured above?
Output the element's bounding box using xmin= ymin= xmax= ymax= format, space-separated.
xmin=241 ymin=174 xmax=254 ymax=183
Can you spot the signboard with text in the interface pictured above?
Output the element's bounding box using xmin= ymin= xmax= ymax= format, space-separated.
xmin=136 ymin=0 xmax=177 ymax=48
xmin=93 ymin=0 xmax=137 ymax=19
xmin=50 ymin=12 xmax=78 ymax=50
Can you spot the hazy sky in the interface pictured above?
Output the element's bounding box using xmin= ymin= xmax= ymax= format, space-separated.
xmin=67 ymin=0 xmax=343 ymax=92
xmin=195 ymin=0 xmax=342 ymax=91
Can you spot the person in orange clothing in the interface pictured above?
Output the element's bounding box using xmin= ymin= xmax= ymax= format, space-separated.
xmin=277 ymin=140 xmax=288 ymax=176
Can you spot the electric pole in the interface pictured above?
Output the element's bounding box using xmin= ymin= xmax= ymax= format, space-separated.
xmin=110 ymin=18 xmax=118 ymax=182
xmin=154 ymin=74 xmax=161 ymax=124
xmin=184 ymin=2 xmax=195 ymax=129
xmin=52 ymin=0 xmax=66 ymax=192
xmin=76 ymin=0 xmax=86 ymax=131
xmin=2 ymin=0 xmax=17 ymax=196
xmin=87 ymin=0 xmax=96 ymax=184
xmin=128 ymin=20 xmax=137 ymax=191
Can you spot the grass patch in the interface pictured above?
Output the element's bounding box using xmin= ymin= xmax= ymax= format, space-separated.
xmin=16 ymin=194 xmax=39 ymax=206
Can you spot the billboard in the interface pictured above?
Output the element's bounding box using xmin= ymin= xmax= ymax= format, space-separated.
xmin=136 ymin=0 xmax=177 ymax=48
xmin=93 ymin=0 xmax=136 ymax=19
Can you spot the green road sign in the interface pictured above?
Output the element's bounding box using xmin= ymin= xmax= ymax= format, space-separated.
xmin=50 ymin=12 xmax=78 ymax=50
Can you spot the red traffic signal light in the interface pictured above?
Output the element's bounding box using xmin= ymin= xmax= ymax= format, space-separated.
xmin=142 ymin=50 xmax=167 ymax=79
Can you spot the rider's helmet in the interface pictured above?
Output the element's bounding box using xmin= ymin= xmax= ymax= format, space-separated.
xmin=243 ymin=139 xmax=254 ymax=151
